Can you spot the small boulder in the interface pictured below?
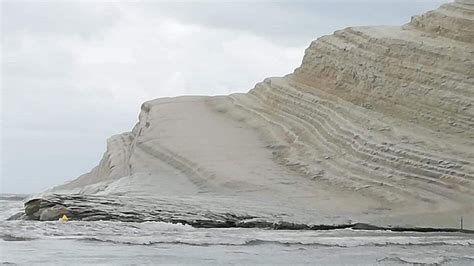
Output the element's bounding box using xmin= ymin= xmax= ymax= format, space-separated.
xmin=24 ymin=199 xmax=42 ymax=218
xmin=39 ymin=205 xmax=70 ymax=221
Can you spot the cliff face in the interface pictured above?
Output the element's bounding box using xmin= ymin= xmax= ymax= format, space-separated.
xmin=51 ymin=1 xmax=474 ymax=228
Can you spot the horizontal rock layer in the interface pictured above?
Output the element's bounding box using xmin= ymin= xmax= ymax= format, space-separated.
xmin=35 ymin=1 xmax=473 ymax=229
xmin=15 ymin=194 xmax=474 ymax=234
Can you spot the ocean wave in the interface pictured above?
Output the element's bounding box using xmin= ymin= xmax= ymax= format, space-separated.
xmin=0 ymin=194 xmax=27 ymax=201
xmin=2 ymin=218 xmax=473 ymax=248
xmin=73 ymin=236 xmax=474 ymax=247
xmin=377 ymin=255 xmax=474 ymax=265
xmin=0 ymin=200 xmax=25 ymax=221
xmin=76 ymin=237 xmax=217 ymax=246
xmin=0 ymin=234 xmax=36 ymax=242
xmin=244 ymin=239 xmax=474 ymax=248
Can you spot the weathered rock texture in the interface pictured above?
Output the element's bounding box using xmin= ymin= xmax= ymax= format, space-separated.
xmin=38 ymin=1 xmax=473 ymax=229
xmin=17 ymin=194 xmax=474 ymax=233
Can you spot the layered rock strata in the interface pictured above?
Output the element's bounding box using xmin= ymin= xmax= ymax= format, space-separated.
xmin=27 ymin=1 xmax=474 ymax=229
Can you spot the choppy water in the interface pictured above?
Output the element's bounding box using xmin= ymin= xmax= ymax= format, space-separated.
xmin=1 ymin=196 xmax=474 ymax=265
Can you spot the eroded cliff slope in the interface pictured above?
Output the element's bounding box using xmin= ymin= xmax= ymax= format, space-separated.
xmin=49 ymin=0 xmax=474 ymax=228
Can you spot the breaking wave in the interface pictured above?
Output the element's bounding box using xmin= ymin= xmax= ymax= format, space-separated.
xmin=71 ymin=234 xmax=474 ymax=247
xmin=0 ymin=234 xmax=36 ymax=242
xmin=377 ymin=255 xmax=474 ymax=265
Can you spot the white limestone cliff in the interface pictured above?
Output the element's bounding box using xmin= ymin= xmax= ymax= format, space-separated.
xmin=50 ymin=1 xmax=474 ymax=228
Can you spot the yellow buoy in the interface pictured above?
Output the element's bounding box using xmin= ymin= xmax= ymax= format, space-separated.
xmin=60 ymin=214 xmax=69 ymax=224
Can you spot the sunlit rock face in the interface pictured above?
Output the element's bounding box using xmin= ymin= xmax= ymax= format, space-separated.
xmin=45 ymin=1 xmax=474 ymax=229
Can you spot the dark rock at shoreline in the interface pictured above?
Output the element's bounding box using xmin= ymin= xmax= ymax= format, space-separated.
xmin=10 ymin=194 xmax=474 ymax=234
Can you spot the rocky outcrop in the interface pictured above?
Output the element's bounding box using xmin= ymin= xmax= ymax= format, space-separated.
xmin=17 ymin=194 xmax=474 ymax=233
xmin=37 ymin=1 xmax=473 ymax=229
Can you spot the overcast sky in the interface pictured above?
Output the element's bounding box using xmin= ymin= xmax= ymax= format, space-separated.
xmin=1 ymin=0 xmax=446 ymax=194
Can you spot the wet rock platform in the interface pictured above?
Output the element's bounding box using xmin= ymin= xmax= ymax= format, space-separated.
xmin=9 ymin=194 xmax=474 ymax=234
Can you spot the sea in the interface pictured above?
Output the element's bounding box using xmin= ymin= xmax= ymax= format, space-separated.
xmin=1 ymin=194 xmax=473 ymax=265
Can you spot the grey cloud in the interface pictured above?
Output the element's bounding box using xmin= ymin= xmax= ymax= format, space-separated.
xmin=1 ymin=1 xmax=120 ymax=39
xmin=138 ymin=0 xmax=446 ymax=45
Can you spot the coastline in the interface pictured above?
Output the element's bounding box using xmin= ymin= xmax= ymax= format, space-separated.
xmin=9 ymin=193 xmax=473 ymax=234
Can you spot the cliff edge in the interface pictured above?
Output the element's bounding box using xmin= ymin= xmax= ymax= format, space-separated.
xmin=46 ymin=1 xmax=474 ymax=229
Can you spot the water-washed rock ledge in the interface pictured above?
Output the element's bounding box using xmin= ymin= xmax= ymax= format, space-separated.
xmin=9 ymin=194 xmax=474 ymax=234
